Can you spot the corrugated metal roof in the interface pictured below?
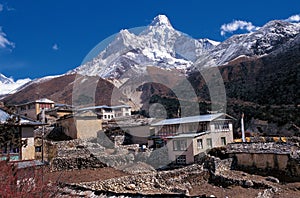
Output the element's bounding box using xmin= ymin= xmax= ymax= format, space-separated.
xmin=151 ymin=113 xmax=225 ymax=126
xmin=0 ymin=109 xmax=43 ymax=126
xmin=166 ymin=131 xmax=210 ymax=139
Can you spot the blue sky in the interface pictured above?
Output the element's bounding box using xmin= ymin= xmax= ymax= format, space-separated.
xmin=0 ymin=0 xmax=299 ymax=80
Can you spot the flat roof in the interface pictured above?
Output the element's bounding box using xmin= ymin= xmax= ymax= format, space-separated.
xmin=151 ymin=113 xmax=225 ymax=126
xmin=15 ymin=98 xmax=55 ymax=106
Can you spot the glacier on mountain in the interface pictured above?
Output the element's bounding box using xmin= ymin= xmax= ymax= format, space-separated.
xmin=0 ymin=73 xmax=31 ymax=95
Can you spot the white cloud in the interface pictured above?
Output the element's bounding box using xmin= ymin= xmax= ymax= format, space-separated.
xmin=52 ymin=43 xmax=59 ymax=51
xmin=220 ymin=20 xmax=260 ymax=36
xmin=286 ymin=14 xmax=300 ymax=22
xmin=0 ymin=27 xmax=15 ymax=49
xmin=0 ymin=4 xmax=3 ymax=12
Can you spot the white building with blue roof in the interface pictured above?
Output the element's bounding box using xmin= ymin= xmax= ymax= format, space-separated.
xmin=149 ymin=113 xmax=235 ymax=164
xmin=78 ymin=105 xmax=131 ymax=120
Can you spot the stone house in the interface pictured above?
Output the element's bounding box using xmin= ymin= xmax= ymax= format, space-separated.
xmin=57 ymin=110 xmax=102 ymax=139
xmin=0 ymin=108 xmax=44 ymax=161
xmin=41 ymin=103 xmax=74 ymax=125
xmin=15 ymin=98 xmax=55 ymax=120
xmin=149 ymin=113 xmax=234 ymax=164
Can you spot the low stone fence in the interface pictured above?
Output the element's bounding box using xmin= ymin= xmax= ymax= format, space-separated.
xmin=226 ymin=142 xmax=300 ymax=181
xmin=227 ymin=142 xmax=299 ymax=154
xmin=51 ymin=156 xmax=106 ymax=171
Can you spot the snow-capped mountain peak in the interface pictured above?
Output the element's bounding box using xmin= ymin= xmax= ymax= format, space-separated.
xmin=70 ymin=15 xmax=219 ymax=79
xmin=0 ymin=73 xmax=31 ymax=95
xmin=193 ymin=19 xmax=300 ymax=69
xmin=150 ymin=15 xmax=172 ymax=27
xmin=0 ymin=73 xmax=14 ymax=84
xmin=69 ymin=16 xmax=300 ymax=80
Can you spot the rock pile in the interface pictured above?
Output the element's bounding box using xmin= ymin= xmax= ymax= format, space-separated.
xmin=121 ymin=162 xmax=156 ymax=174
xmin=70 ymin=164 xmax=206 ymax=196
xmin=49 ymin=138 xmax=170 ymax=172
xmin=50 ymin=139 xmax=107 ymax=171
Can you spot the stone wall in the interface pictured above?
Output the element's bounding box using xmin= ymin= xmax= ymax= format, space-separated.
xmin=227 ymin=142 xmax=300 ymax=181
xmin=48 ymin=138 xmax=170 ymax=172
xmin=62 ymin=157 xmax=279 ymax=197
xmin=49 ymin=139 xmax=107 ymax=171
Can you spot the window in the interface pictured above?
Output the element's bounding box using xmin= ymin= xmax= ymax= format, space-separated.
xmin=197 ymin=139 xmax=203 ymax=149
xmin=104 ymin=115 xmax=107 ymax=119
xmin=158 ymin=124 xmax=179 ymax=136
xmin=198 ymin=122 xmax=207 ymax=132
xmin=150 ymin=128 xmax=155 ymax=136
xmin=221 ymin=137 xmax=226 ymax=146
xmin=206 ymin=138 xmax=212 ymax=148
xmin=214 ymin=121 xmax=229 ymax=131
xmin=176 ymin=155 xmax=186 ymax=164
xmin=173 ymin=139 xmax=187 ymax=151
xmin=40 ymin=103 xmax=52 ymax=109
xmin=35 ymin=146 xmax=42 ymax=152
xmin=28 ymin=104 xmax=35 ymax=109
xmin=1 ymin=144 xmax=20 ymax=154
xmin=188 ymin=123 xmax=197 ymax=132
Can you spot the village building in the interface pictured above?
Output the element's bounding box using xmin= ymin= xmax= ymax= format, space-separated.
xmin=0 ymin=108 xmax=44 ymax=161
xmin=41 ymin=103 xmax=74 ymax=125
xmin=149 ymin=113 xmax=235 ymax=164
xmin=78 ymin=105 xmax=131 ymax=121
xmin=56 ymin=110 xmax=102 ymax=139
xmin=15 ymin=98 xmax=55 ymax=120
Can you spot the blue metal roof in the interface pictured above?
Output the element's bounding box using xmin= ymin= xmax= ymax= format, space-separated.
xmin=151 ymin=113 xmax=225 ymax=126
xmin=0 ymin=109 xmax=10 ymax=122
xmin=0 ymin=108 xmax=43 ymax=126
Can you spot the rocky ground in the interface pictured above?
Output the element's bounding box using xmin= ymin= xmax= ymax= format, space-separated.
xmin=46 ymin=157 xmax=300 ymax=198
xmin=46 ymin=165 xmax=300 ymax=198
xmin=44 ymin=139 xmax=300 ymax=197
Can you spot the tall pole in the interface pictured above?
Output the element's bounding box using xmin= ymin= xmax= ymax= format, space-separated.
xmin=41 ymin=108 xmax=45 ymax=162
xmin=241 ymin=113 xmax=246 ymax=142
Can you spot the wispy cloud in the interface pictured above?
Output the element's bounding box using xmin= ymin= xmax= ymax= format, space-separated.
xmin=220 ymin=20 xmax=260 ymax=36
xmin=52 ymin=43 xmax=59 ymax=51
xmin=0 ymin=3 xmax=15 ymax=12
xmin=286 ymin=14 xmax=300 ymax=22
xmin=0 ymin=27 xmax=15 ymax=49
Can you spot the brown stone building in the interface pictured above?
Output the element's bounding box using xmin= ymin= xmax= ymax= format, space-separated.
xmin=15 ymin=98 xmax=55 ymax=120
xmin=57 ymin=110 xmax=102 ymax=139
